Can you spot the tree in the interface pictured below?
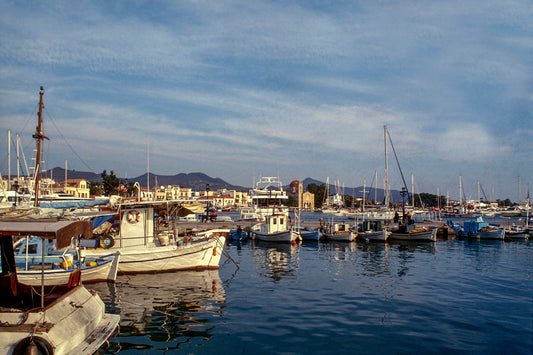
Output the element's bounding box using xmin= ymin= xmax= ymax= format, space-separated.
xmin=101 ymin=170 xmax=122 ymax=196
xmin=90 ymin=181 xmax=104 ymax=196
xmin=414 ymin=193 xmax=447 ymax=208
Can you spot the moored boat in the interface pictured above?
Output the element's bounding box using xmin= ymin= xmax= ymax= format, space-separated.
xmin=294 ymin=226 xmax=321 ymax=241
xmin=447 ymin=217 xmax=504 ymax=240
xmin=14 ymin=236 xmax=119 ymax=286
xmin=357 ymin=220 xmax=390 ymax=242
xmin=389 ymin=224 xmax=437 ymax=242
xmin=81 ymin=200 xmax=227 ymax=273
xmin=320 ymin=222 xmax=356 ymax=242
xmin=0 ymin=218 xmax=119 ymax=355
xmin=239 ymin=177 xmax=289 ymax=221
xmin=251 ymin=214 xmax=300 ymax=243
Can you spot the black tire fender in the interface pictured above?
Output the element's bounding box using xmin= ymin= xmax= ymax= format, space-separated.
xmin=100 ymin=235 xmax=115 ymax=249
xmin=13 ymin=336 xmax=53 ymax=355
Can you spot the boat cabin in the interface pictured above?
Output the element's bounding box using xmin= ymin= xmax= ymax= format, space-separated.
xmin=0 ymin=219 xmax=92 ymax=306
xmin=260 ymin=214 xmax=288 ymax=234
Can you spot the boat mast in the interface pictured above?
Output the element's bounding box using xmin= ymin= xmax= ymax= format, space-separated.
xmin=459 ymin=175 xmax=463 ymax=209
xmin=7 ymin=130 xmax=11 ymax=189
xmin=384 ymin=125 xmax=389 ymax=207
xmin=32 ymin=86 xmax=49 ymax=207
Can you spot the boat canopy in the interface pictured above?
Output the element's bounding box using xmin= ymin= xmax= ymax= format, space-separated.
xmin=0 ymin=219 xmax=92 ymax=249
xmin=39 ymin=199 xmax=110 ymax=209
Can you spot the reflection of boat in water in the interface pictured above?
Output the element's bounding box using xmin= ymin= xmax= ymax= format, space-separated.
xmin=249 ymin=240 xmax=300 ymax=281
xmin=90 ymin=270 xmax=225 ymax=346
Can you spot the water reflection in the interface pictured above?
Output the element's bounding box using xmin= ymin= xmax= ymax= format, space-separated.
xmin=89 ymin=270 xmax=225 ymax=352
xmin=249 ymin=240 xmax=300 ymax=282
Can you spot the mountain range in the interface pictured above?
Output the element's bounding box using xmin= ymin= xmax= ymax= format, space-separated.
xmin=43 ymin=167 xmax=406 ymax=201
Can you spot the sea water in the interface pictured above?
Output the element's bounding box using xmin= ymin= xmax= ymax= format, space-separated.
xmin=92 ymin=219 xmax=532 ymax=354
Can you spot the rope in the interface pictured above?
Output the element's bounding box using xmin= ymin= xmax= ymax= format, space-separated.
xmin=44 ymin=108 xmax=97 ymax=174
xmin=217 ymin=236 xmax=239 ymax=270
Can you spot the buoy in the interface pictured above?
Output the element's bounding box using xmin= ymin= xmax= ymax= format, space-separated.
xmin=213 ymin=247 xmax=217 ymax=256
xmin=291 ymin=240 xmax=297 ymax=246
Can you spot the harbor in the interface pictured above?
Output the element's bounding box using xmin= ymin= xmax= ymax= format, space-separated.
xmin=89 ymin=227 xmax=532 ymax=354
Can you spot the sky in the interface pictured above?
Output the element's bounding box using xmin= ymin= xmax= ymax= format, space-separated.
xmin=0 ymin=1 xmax=531 ymax=202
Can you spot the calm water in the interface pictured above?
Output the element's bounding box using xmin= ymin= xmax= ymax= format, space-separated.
xmin=92 ymin=217 xmax=532 ymax=354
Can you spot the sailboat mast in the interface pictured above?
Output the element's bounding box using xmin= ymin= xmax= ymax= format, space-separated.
xmin=7 ymin=130 xmax=11 ymax=189
xmin=32 ymin=86 xmax=48 ymax=207
xmin=384 ymin=125 xmax=389 ymax=207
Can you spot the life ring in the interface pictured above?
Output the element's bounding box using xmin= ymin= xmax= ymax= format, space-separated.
xmin=13 ymin=336 xmax=53 ymax=355
xmin=467 ymin=231 xmax=472 ymax=237
xmin=127 ymin=211 xmax=141 ymax=223
xmin=100 ymin=235 xmax=115 ymax=249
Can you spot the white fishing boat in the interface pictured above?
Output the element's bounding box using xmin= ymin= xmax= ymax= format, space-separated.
xmin=504 ymin=227 xmax=529 ymax=240
xmin=14 ymin=236 xmax=119 ymax=286
xmin=320 ymin=222 xmax=356 ymax=242
xmin=357 ymin=220 xmax=390 ymax=242
xmin=239 ymin=176 xmax=289 ymax=221
xmin=389 ymin=224 xmax=437 ymax=241
xmin=251 ymin=214 xmax=300 ymax=243
xmin=0 ymin=218 xmax=119 ymax=355
xmin=81 ymin=200 xmax=227 ymax=273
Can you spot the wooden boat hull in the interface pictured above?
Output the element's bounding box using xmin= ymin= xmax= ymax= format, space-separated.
xmin=505 ymin=230 xmax=529 ymax=240
xmin=83 ymin=233 xmax=226 ymax=273
xmin=16 ymin=253 xmax=119 ymax=286
xmin=322 ymin=231 xmax=356 ymax=242
xmin=0 ymin=286 xmax=119 ymax=355
xmin=358 ymin=230 xmax=390 ymax=242
xmin=475 ymin=229 xmax=505 ymax=240
xmin=252 ymin=229 xmax=299 ymax=243
xmin=297 ymin=229 xmax=321 ymax=241
xmin=389 ymin=228 xmax=437 ymax=241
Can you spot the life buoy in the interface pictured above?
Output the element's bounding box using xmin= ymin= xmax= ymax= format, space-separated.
xmin=100 ymin=235 xmax=115 ymax=249
xmin=13 ymin=336 xmax=53 ymax=355
xmin=127 ymin=211 xmax=141 ymax=223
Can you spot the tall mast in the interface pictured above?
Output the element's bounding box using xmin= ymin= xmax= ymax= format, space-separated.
xmin=32 ymin=86 xmax=48 ymax=207
xmin=459 ymin=175 xmax=463 ymax=207
xmin=374 ymin=170 xmax=377 ymax=204
xmin=384 ymin=125 xmax=389 ymax=207
xmin=7 ymin=130 xmax=11 ymax=189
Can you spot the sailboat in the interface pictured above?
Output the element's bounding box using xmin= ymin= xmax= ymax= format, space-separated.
xmin=383 ymin=126 xmax=437 ymax=242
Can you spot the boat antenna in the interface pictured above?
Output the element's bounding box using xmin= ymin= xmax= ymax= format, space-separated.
xmin=32 ymin=86 xmax=49 ymax=207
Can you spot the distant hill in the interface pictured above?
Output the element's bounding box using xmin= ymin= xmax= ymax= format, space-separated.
xmin=42 ymin=168 xmax=409 ymax=200
xmin=43 ymin=168 xmax=247 ymax=191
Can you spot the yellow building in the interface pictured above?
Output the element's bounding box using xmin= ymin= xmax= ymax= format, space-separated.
xmin=64 ymin=179 xmax=90 ymax=198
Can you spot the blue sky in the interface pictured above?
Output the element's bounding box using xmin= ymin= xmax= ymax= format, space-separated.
xmin=0 ymin=1 xmax=531 ymax=202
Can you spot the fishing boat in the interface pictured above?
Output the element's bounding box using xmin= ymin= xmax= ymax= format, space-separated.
xmin=504 ymin=226 xmax=529 ymax=240
xmin=251 ymin=214 xmax=300 ymax=243
xmin=388 ymin=224 xmax=437 ymax=241
xmin=320 ymin=222 xmax=356 ymax=242
xmin=294 ymin=226 xmax=321 ymax=241
xmin=447 ymin=217 xmax=504 ymax=240
xmin=0 ymin=218 xmax=119 ymax=355
xmin=357 ymin=220 xmax=390 ymax=242
xmin=13 ymin=236 xmax=119 ymax=286
xmin=81 ymin=199 xmax=228 ymax=273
